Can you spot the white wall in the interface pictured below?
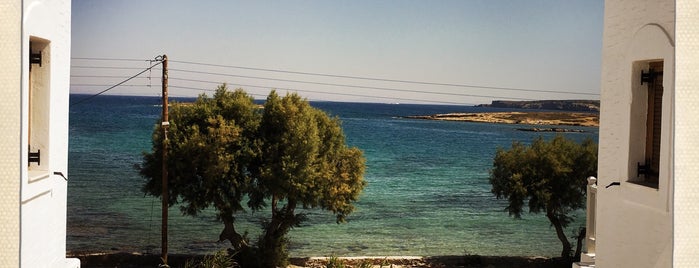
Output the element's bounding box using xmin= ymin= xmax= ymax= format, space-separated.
xmin=597 ymin=0 xmax=674 ymax=267
xmin=0 ymin=1 xmax=23 ymax=266
xmin=674 ymin=0 xmax=699 ymax=266
xmin=20 ymin=0 xmax=77 ymax=267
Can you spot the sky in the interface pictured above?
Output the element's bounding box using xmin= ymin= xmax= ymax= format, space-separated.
xmin=71 ymin=0 xmax=604 ymax=105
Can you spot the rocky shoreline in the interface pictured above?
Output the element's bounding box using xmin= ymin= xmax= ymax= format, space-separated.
xmin=68 ymin=252 xmax=572 ymax=268
xmin=516 ymin=127 xmax=586 ymax=133
xmin=404 ymin=111 xmax=599 ymax=128
xmin=476 ymin=100 xmax=600 ymax=112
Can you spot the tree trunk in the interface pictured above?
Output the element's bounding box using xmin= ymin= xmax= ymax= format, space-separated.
xmin=271 ymin=195 xmax=277 ymax=218
xmin=546 ymin=212 xmax=572 ymax=258
xmin=574 ymin=227 xmax=586 ymax=261
xmin=218 ymin=220 xmax=247 ymax=250
xmin=259 ymin=198 xmax=297 ymax=268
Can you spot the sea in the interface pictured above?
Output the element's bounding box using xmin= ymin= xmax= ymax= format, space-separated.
xmin=67 ymin=94 xmax=598 ymax=257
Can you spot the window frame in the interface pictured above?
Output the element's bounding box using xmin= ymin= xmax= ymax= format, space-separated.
xmin=27 ymin=37 xmax=50 ymax=172
xmin=642 ymin=61 xmax=663 ymax=186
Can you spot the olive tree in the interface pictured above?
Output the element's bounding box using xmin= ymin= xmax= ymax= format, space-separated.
xmin=489 ymin=135 xmax=597 ymax=258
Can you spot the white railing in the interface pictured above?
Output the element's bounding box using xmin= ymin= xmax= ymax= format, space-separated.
xmin=585 ymin=176 xmax=597 ymax=255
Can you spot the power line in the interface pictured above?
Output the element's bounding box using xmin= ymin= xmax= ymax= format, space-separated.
xmin=71 ymin=75 xmax=147 ymax=79
xmin=70 ymin=61 xmax=163 ymax=107
xmin=73 ymin=72 xmax=510 ymax=103
xmin=170 ymin=59 xmax=599 ymax=96
xmin=72 ymin=57 xmax=599 ymax=97
xmin=71 ymin=72 xmax=495 ymax=103
xmin=168 ymin=70 xmax=534 ymax=101
xmin=169 ymin=85 xmax=267 ymax=97
xmin=169 ymin=84 xmax=493 ymax=105
xmin=72 ymin=57 xmax=151 ymax=62
xmin=71 ymin=84 xmax=153 ymax=87
xmin=71 ymin=65 xmax=159 ymax=71
xmin=170 ymin=76 xmax=532 ymax=100
xmin=70 ymin=57 xmax=598 ymax=104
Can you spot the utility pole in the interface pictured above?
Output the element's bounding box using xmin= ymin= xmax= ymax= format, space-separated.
xmin=160 ymin=54 xmax=169 ymax=266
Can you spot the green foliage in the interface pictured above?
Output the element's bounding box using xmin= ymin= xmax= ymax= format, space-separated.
xmin=326 ymin=256 xmax=346 ymax=268
xmin=141 ymin=85 xmax=258 ymax=248
xmin=489 ymin=135 xmax=597 ymax=257
xmin=140 ymin=86 xmax=366 ymax=267
xmin=255 ymin=230 xmax=289 ymax=268
xmin=253 ymin=91 xmax=366 ymax=267
xmin=356 ymin=259 xmax=373 ymax=268
xmin=184 ymin=250 xmax=236 ymax=268
xmin=254 ymin=91 xmax=366 ymax=217
xmin=379 ymin=258 xmax=390 ymax=268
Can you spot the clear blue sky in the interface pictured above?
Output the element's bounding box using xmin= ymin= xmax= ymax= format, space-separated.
xmin=71 ymin=0 xmax=604 ymax=105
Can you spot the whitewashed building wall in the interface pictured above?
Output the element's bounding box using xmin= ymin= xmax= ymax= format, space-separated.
xmin=673 ymin=0 xmax=699 ymax=267
xmin=596 ymin=0 xmax=676 ymax=267
xmin=0 ymin=1 xmax=24 ymax=266
xmin=1 ymin=0 xmax=78 ymax=267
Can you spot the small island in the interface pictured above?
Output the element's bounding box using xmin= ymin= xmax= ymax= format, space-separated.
xmin=405 ymin=100 xmax=600 ymax=131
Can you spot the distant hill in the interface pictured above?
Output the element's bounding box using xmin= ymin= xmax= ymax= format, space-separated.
xmin=477 ymin=100 xmax=600 ymax=112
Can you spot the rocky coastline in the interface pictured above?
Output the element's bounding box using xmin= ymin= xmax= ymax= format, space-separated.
xmin=476 ymin=100 xmax=600 ymax=112
xmin=404 ymin=111 xmax=599 ymax=130
xmin=516 ymin=127 xmax=586 ymax=133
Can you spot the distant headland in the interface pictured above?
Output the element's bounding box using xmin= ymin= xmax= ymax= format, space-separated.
xmin=405 ymin=100 xmax=600 ymax=130
xmin=476 ymin=100 xmax=600 ymax=112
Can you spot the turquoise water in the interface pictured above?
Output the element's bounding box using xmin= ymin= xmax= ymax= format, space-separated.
xmin=67 ymin=94 xmax=597 ymax=257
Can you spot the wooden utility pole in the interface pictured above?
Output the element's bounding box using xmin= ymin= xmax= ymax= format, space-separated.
xmin=160 ymin=54 xmax=169 ymax=265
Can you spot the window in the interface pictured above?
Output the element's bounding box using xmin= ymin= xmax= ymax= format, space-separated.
xmin=639 ymin=61 xmax=663 ymax=187
xmin=28 ymin=37 xmax=50 ymax=172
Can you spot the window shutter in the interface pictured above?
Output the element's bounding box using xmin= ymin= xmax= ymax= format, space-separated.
xmin=645 ymin=61 xmax=663 ymax=184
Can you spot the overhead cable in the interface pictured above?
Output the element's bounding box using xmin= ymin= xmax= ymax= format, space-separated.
xmin=167 ymin=71 xmax=535 ymax=100
xmin=71 ymin=84 xmax=152 ymax=87
xmin=71 ymin=65 xmax=158 ymax=71
xmin=70 ymin=61 xmax=163 ymax=107
xmin=169 ymin=59 xmax=599 ymax=96
xmin=71 ymin=75 xmax=146 ymax=79
xmin=72 ymin=57 xmax=151 ymax=62
xmin=169 ymin=84 xmax=516 ymax=105
xmin=72 ymin=57 xmax=599 ymax=97
xmin=70 ymin=57 xmax=599 ymax=104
